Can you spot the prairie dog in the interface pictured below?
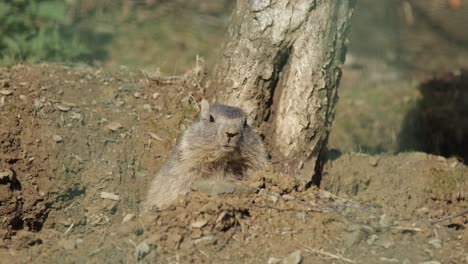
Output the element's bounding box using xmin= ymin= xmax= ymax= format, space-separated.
xmin=144 ymin=100 xmax=269 ymax=210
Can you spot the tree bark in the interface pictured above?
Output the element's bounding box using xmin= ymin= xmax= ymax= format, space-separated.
xmin=209 ymin=0 xmax=355 ymax=182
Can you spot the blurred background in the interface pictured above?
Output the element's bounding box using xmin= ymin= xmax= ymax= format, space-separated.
xmin=1 ymin=0 xmax=467 ymax=161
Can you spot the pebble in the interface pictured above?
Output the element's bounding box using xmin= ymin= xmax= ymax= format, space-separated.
xmin=428 ymin=239 xmax=442 ymax=249
xmin=379 ymin=257 xmax=399 ymax=263
xmin=190 ymin=220 xmax=208 ymax=229
xmin=143 ymin=104 xmax=152 ymax=111
xmin=115 ymin=100 xmax=125 ymax=107
xmin=379 ymin=214 xmax=393 ymax=228
xmin=133 ymin=227 xmax=144 ymax=236
xmin=416 ymin=207 xmax=429 ymax=215
xmin=374 ymin=238 xmax=395 ymax=249
xmin=70 ymin=112 xmax=82 ymax=120
xmin=318 ymin=190 xmax=332 ymax=199
xmin=19 ymin=95 xmax=27 ymax=100
xmin=122 ymin=214 xmax=135 ymax=223
xmin=152 ymin=93 xmax=160 ymax=99
xmin=282 ymin=194 xmax=295 ymax=201
xmin=367 ymin=234 xmax=379 ymax=245
xmin=369 ymin=157 xmax=379 ymax=166
xmin=134 ymin=92 xmax=141 ymax=98
xmin=0 ymin=89 xmax=13 ymax=96
xmin=193 ymin=235 xmax=216 ymax=245
xmin=270 ymin=195 xmax=279 ymax=203
xmin=0 ymin=169 xmax=14 ymax=181
xmin=134 ymin=240 xmax=151 ymax=260
xmin=107 ymin=122 xmax=123 ymax=131
xmin=56 ymin=104 xmax=71 ymax=112
xmin=295 ymin=212 xmax=306 ymax=222
xmin=267 ymin=257 xmax=282 ymax=264
xmin=100 ymin=192 xmax=120 ymax=201
xmin=53 ymin=135 xmax=63 ymax=143
xmin=282 ymin=250 xmax=302 ymax=264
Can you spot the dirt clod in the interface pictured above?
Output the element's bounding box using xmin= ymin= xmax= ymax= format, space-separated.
xmin=106 ymin=122 xmax=123 ymax=131
xmin=0 ymin=90 xmax=13 ymax=96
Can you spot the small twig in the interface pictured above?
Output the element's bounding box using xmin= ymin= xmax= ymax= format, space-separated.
xmin=431 ymin=208 xmax=468 ymax=224
xmin=391 ymin=226 xmax=423 ymax=232
xmin=194 ymin=244 xmax=209 ymax=258
xmin=189 ymin=93 xmax=199 ymax=111
xmin=128 ymin=239 xmax=137 ymax=248
xmin=217 ymin=214 xmax=239 ymax=252
xmin=140 ymin=70 xmax=150 ymax=86
xmin=111 ymin=241 xmax=123 ymax=250
xmin=63 ymin=223 xmax=74 ymax=235
xmin=301 ymin=244 xmax=357 ymax=263
xmin=322 ymin=234 xmax=341 ymax=257
xmin=88 ymin=247 xmax=104 ymax=256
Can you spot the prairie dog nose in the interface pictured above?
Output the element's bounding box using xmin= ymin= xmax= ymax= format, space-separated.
xmin=225 ymin=132 xmax=239 ymax=138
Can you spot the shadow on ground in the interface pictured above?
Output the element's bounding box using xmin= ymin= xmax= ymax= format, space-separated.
xmin=399 ymin=69 xmax=468 ymax=163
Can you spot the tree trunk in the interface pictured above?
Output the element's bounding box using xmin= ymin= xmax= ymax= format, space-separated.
xmin=209 ymin=0 xmax=355 ymax=182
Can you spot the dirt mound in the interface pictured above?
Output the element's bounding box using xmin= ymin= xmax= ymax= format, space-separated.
xmin=0 ymin=65 xmax=466 ymax=263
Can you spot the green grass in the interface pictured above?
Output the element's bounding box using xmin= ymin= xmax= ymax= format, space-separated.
xmin=0 ymin=0 xmax=104 ymax=65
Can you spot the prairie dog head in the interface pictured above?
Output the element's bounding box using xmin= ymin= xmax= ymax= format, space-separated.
xmin=199 ymin=100 xmax=248 ymax=152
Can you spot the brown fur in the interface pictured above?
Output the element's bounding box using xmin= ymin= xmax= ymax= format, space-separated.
xmin=143 ymin=100 xmax=269 ymax=210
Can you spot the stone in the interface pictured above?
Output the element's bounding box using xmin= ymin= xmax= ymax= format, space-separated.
xmin=190 ymin=220 xmax=208 ymax=229
xmin=268 ymin=257 xmax=282 ymax=264
xmin=379 ymin=257 xmax=399 ymax=263
xmin=379 ymin=214 xmax=393 ymax=228
xmin=369 ymin=157 xmax=379 ymax=166
xmin=0 ymin=90 xmax=13 ymax=96
xmin=282 ymin=194 xmax=295 ymax=200
xmin=107 ymin=122 xmax=123 ymax=131
xmin=193 ymin=235 xmax=216 ymax=246
xmin=428 ymin=239 xmax=442 ymax=249
xmin=122 ymin=214 xmax=135 ymax=223
xmin=0 ymin=170 xmax=14 ymax=181
xmin=270 ymin=195 xmax=279 ymax=203
xmin=52 ymin=135 xmax=63 ymax=143
xmin=282 ymin=250 xmax=302 ymax=264
xmin=56 ymin=104 xmax=71 ymax=112
xmin=134 ymin=240 xmax=152 ymax=260
xmin=100 ymin=192 xmax=120 ymax=201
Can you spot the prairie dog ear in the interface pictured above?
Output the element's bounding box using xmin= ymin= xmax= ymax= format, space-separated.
xmin=200 ymin=99 xmax=210 ymax=120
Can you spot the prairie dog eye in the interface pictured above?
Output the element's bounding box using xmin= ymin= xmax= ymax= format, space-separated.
xmin=243 ymin=119 xmax=247 ymax=127
xmin=209 ymin=115 xmax=215 ymax=123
